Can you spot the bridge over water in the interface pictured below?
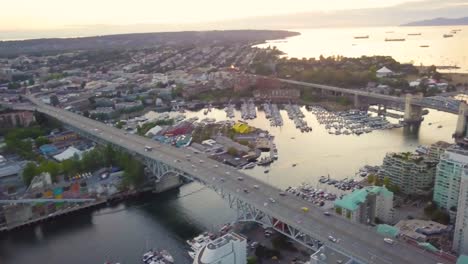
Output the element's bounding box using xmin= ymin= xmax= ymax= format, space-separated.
xmin=278 ymin=78 xmax=462 ymax=120
xmin=19 ymin=95 xmax=450 ymax=264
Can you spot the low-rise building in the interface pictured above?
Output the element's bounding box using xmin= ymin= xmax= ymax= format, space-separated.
xmin=47 ymin=130 xmax=79 ymax=144
xmin=0 ymin=157 xmax=27 ymax=195
xmin=395 ymin=219 xmax=448 ymax=242
xmin=114 ymin=101 xmax=143 ymax=111
xmin=0 ymin=110 xmax=35 ymax=128
xmin=427 ymin=141 xmax=452 ymax=162
xmin=193 ymin=232 xmax=246 ymax=264
xmin=253 ymin=88 xmax=300 ymax=101
xmin=381 ymin=152 xmax=437 ymax=195
xmin=308 ymin=245 xmax=358 ymax=264
xmin=376 ymin=66 xmax=394 ymax=78
xmin=89 ymin=107 xmax=117 ymax=118
xmin=334 ymin=186 xmax=394 ymax=225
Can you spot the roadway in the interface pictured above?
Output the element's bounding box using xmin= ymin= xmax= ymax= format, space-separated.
xmin=277 ymin=78 xmax=461 ymax=114
xmin=27 ymin=96 xmax=449 ymax=264
xmin=277 ymin=78 xmax=406 ymax=103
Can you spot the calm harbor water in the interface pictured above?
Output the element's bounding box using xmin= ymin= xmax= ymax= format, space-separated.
xmin=0 ymin=107 xmax=458 ymax=264
xmin=256 ymin=26 xmax=468 ymax=73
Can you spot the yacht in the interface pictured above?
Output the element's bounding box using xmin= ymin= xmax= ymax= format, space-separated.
xmin=160 ymin=250 xmax=174 ymax=263
xmin=243 ymin=162 xmax=256 ymax=169
xmin=385 ymin=38 xmax=405 ymax=41
xmin=188 ymin=251 xmax=196 ymax=259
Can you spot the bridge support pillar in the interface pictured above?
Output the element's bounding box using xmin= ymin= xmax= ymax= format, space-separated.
xmin=377 ymin=104 xmax=387 ymax=115
xmin=403 ymin=93 xmax=423 ymax=127
xmin=153 ymin=171 xmax=183 ymax=193
xmin=353 ymin=94 xmax=360 ymax=108
xmin=455 ymin=102 xmax=468 ymax=139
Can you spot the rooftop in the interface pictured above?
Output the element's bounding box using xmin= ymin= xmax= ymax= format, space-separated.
xmin=0 ymin=160 xmax=26 ymax=178
xmin=457 ymin=255 xmax=468 ymax=264
xmin=334 ymin=186 xmax=393 ymax=211
xmin=376 ymin=224 xmax=400 ymax=238
xmin=395 ymin=219 xmax=448 ymax=241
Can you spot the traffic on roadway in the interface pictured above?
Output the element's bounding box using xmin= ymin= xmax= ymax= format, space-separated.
xmin=27 ymin=95 xmax=449 ymax=264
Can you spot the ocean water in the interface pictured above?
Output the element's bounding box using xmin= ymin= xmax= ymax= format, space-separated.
xmin=256 ymin=26 xmax=468 ymax=73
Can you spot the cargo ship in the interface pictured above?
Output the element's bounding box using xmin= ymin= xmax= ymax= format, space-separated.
xmin=385 ymin=38 xmax=405 ymax=42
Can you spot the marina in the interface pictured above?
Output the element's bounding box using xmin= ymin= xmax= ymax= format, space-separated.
xmin=309 ymin=106 xmax=402 ymax=135
xmin=224 ymin=103 xmax=235 ymax=119
xmin=240 ymin=99 xmax=257 ymax=120
xmin=284 ymin=103 xmax=312 ymax=132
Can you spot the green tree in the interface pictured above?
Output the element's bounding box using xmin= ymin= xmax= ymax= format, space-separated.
xmin=115 ymin=121 xmax=125 ymax=129
xmin=227 ymin=147 xmax=238 ymax=156
xmin=335 ymin=207 xmax=342 ymax=215
xmin=247 ymin=256 xmax=257 ymax=264
xmin=38 ymin=160 xmax=61 ymax=181
xmin=22 ymin=162 xmax=38 ymax=185
xmin=104 ymin=144 xmax=116 ymax=166
xmin=383 ymin=176 xmax=391 ymax=187
xmin=367 ymin=174 xmax=375 ymax=184
xmin=50 ymin=95 xmax=60 ymax=106
xmin=35 ymin=136 xmax=50 ymax=147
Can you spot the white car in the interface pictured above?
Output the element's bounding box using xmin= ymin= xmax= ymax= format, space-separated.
xmin=384 ymin=238 xmax=394 ymax=245
xmin=226 ymin=171 xmax=230 ymax=175
xmin=253 ymin=185 xmax=259 ymax=189
xmin=328 ymin=236 xmax=337 ymax=243
xmin=268 ymin=198 xmax=276 ymax=203
xmin=214 ymin=164 xmax=219 ymax=168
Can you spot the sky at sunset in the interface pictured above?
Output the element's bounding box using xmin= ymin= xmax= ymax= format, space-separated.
xmin=0 ymin=0 xmax=446 ymax=30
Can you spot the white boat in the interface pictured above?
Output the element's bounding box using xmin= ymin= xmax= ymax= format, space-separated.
xmin=243 ymin=162 xmax=256 ymax=169
xmin=143 ymin=251 xmax=155 ymax=263
xmin=188 ymin=251 xmax=196 ymax=259
xmin=160 ymin=250 xmax=174 ymax=263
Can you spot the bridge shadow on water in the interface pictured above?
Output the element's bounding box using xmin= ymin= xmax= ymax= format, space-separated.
xmin=0 ymin=213 xmax=93 ymax=262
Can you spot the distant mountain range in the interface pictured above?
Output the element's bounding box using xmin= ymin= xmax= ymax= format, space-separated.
xmin=402 ymin=16 xmax=468 ymax=26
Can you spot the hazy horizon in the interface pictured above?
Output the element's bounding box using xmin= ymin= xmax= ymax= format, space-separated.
xmin=1 ymin=0 xmax=468 ymax=40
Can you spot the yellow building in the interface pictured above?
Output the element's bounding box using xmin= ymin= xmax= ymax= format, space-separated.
xmin=232 ymin=122 xmax=252 ymax=134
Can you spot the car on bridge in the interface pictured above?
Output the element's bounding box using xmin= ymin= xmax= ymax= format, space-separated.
xmin=144 ymin=146 xmax=153 ymax=151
